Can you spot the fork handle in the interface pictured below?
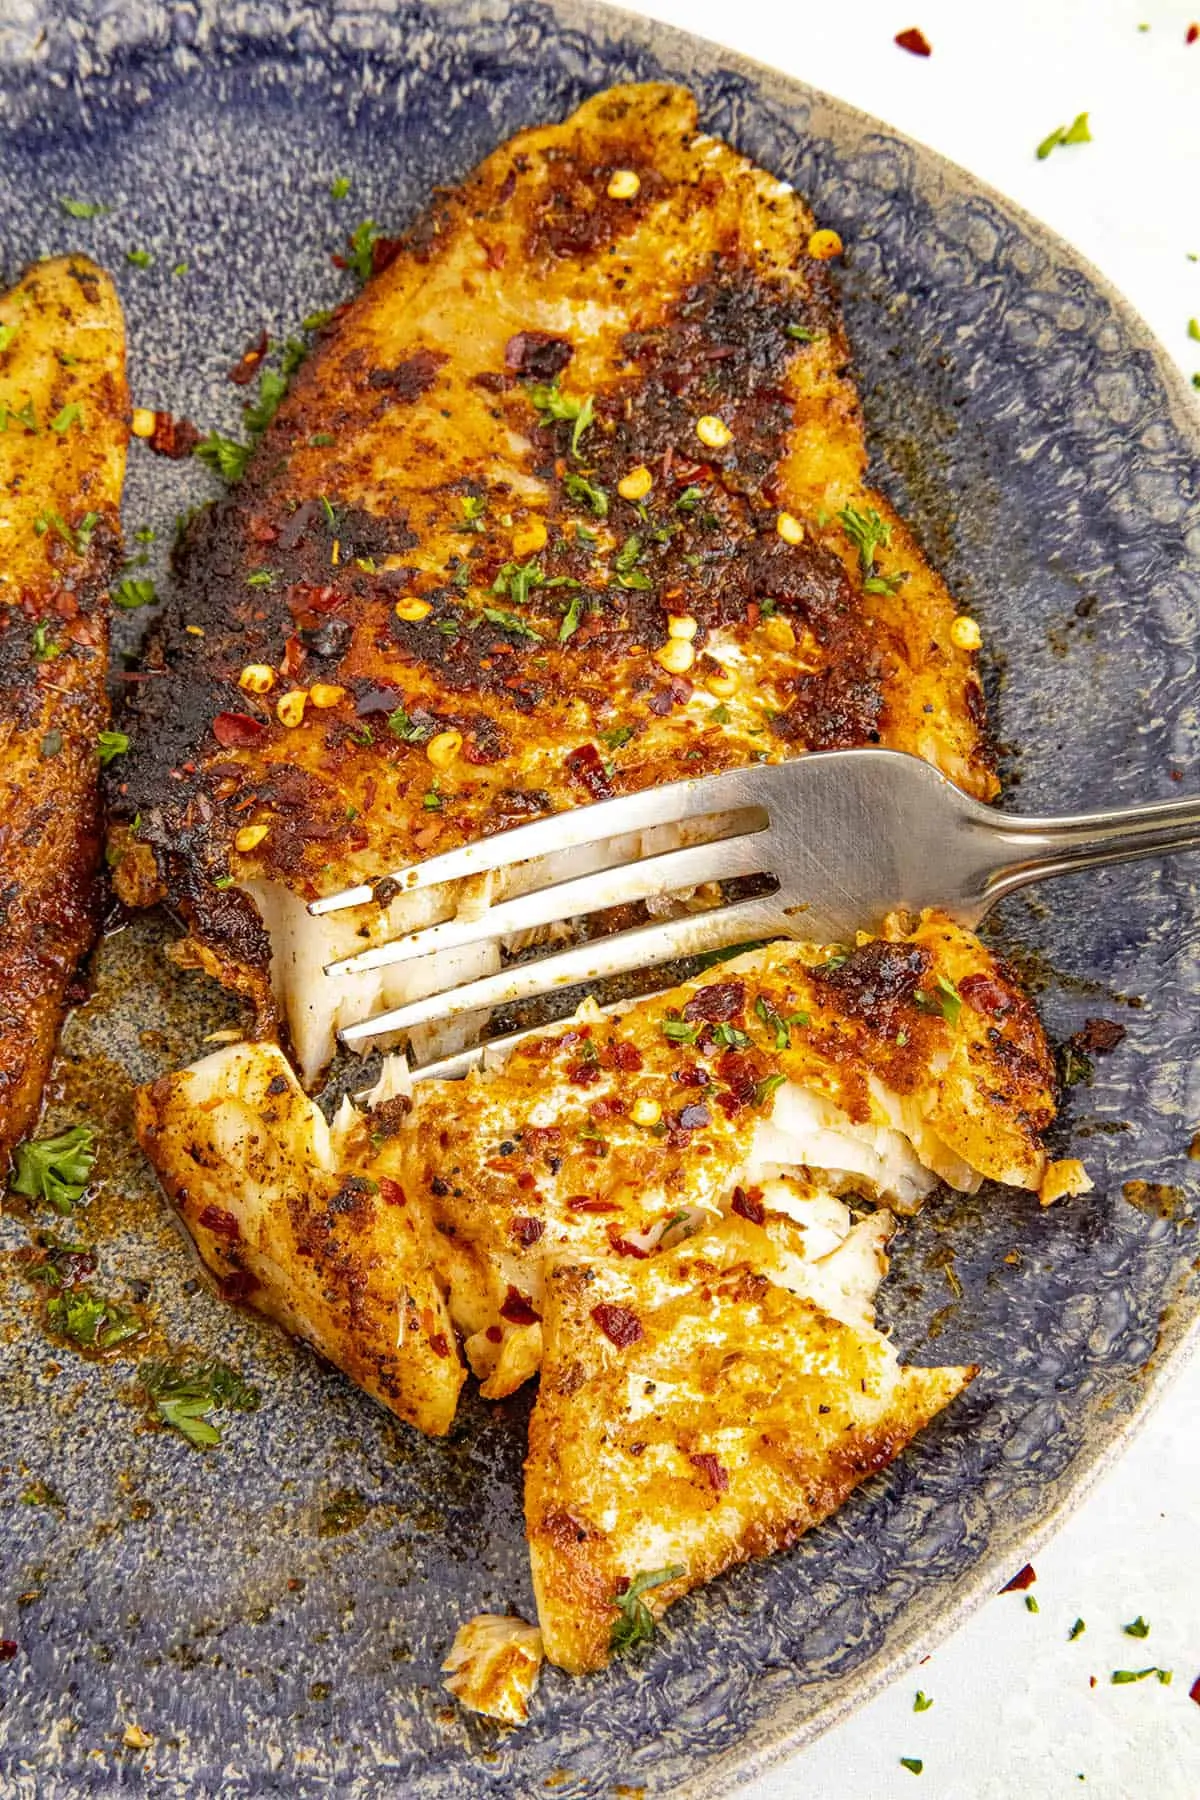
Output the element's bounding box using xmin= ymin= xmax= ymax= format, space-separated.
xmin=981 ymin=792 xmax=1200 ymax=907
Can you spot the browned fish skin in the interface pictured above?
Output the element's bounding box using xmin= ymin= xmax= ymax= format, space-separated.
xmin=112 ymin=83 xmax=994 ymax=1035
xmin=0 ymin=257 xmax=127 ymax=1169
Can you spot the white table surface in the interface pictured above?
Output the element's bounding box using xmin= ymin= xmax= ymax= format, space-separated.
xmin=628 ymin=0 xmax=1200 ymax=1793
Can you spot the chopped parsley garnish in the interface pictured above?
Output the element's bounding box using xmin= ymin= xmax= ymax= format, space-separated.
xmin=46 ymin=1287 xmax=144 ymax=1352
xmin=837 ymin=504 xmax=892 ymax=577
xmin=1111 ymin=1667 xmax=1171 ymax=1685
xmin=242 ymin=368 xmax=288 ymax=436
xmin=492 ymin=558 xmax=545 ymax=606
xmin=125 ymin=248 xmax=153 ymax=269
xmin=345 ymin=218 xmax=381 ymax=286
xmin=564 ymin=471 xmax=609 ymax=517
xmin=302 ymin=309 xmax=333 ymax=332
xmin=172 ymin=261 xmax=189 ymax=277
xmin=482 ymin=605 xmax=542 ymax=641
xmin=97 ymin=729 xmax=129 ymax=766
xmin=195 ymin=431 xmax=251 ymax=483
xmin=610 ymin=1566 xmax=684 ymax=1656
xmin=1026 ymin=1594 xmax=1039 ymax=1613
xmin=615 ymin=569 xmax=651 ymax=591
xmin=662 ymin=1016 xmax=702 ymax=1046
xmin=1123 ymin=1615 xmax=1150 ymax=1638
xmin=49 ymin=402 xmax=82 ymax=435
xmin=1037 ymin=113 xmax=1092 ymax=160
xmin=752 ymin=1071 xmax=787 ymax=1110
xmin=600 ymin=724 xmax=635 ymax=749
xmin=329 ymin=175 xmax=351 ymax=200
xmin=422 ymin=786 xmax=443 ymax=811
xmin=754 ymin=994 xmax=807 ymax=1048
xmin=279 ymin=336 xmax=308 ymax=378
xmin=11 ymin=1124 xmax=97 ymax=1213
xmin=386 ymin=706 xmax=432 ymax=744
xmin=140 ymin=1358 xmax=261 ymax=1450
xmin=35 ymin=508 xmax=99 ymax=555
xmin=813 ymin=950 xmax=849 ymax=975
xmin=245 ymin=570 xmax=274 ymax=588
xmin=915 ymin=973 xmax=962 ymax=1026
xmin=2 ymin=399 xmax=39 ymax=433
xmin=1189 ymin=319 xmax=1200 ymax=343
xmin=558 ymin=590 xmax=586 ymax=643
xmin=309 ymin=431 xmax=335 ymax=447
xmin=459 ymin=493 xmax=487 ymax=531
xmin=913 ymin=1691 xmax=933 ymax=1712
xmin=31 ymin=621 xmax=62 ymax=662
xmin=59 ymin=197 xmax=109 ymax=219
xmin=900 ymin=1759 xmax=924 ymax=1776
xmin=526 ymin=380 xmax=595 ymax=457
xmin=112 ymin=576 xmax=158 ymax=610
xmin=786 ymin=323 xmax=818 ymax=342
xmin=614 ymin=533 xmax=643 ymax=572
xmin=710 ymin=1022 xmax=751 ymax=1050
xmin=864 ymin=570 xmax=908 ymax=596
xmin=674 ymin=485 xmax=705 ymax=512
xmin=0 ymin=323 xmax=18 ymax=354
xmin=1068 ymin=1618 xmax=1086 ymax=1640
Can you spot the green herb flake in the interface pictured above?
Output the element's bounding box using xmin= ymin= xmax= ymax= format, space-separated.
xmin=1026 ymin=1594 xmax=1040 ymax=1613
xmin=172 ymin=261 xmax=189 ymax=277
xmin=195 ymin=431 xmax=251 ymax=484
xmin=752 ymin=1071 xmax=787 ymax=1110
xmin=245 ymin=570 xmax=274 ymax=588
xmin=49 ymin=402 xmax=82 ymax=437
xmin=31 ymin=621 xmax=62 ymax=662
xmin=386 ymin=706 xmax=432 ymax=745
xmin=710 ymin=1022 xmax=751 ymax=1050
xmin=527 ymin=380 xmax=596 ymax=456
xmin=460 ymin=493 xmax=487 ymax=531
xmin=558 ymin=590 xmax=586 ymax=644
xmin=1068 ymin=1618 xmax=1086 ymax=1640
xmin=59 ymin=198 xmax=109 ymax=219
xmin=11 ymin=1124 xmax=98 ymax=1213
xmin=1188 ymin=319 xmax=1200 ymax=343
xmin=786 ymin=323 xmax=817 ymax=342
xmin=1123 ymin=1615 xmax=1150 ymax=1638
xmin=345 ymin=218 xmax=381 ymax=286
xmin=4 ymin=399 xmax=39 ymax=434
xmin=482 ymin=605 xmax=542 ymax=641
xmin=492 ymin=558 xmax=544 ymax=607
xmin=97 ymin=729 xmax=129 ymax=766
xmin=0 ymin=323 xmax=18 ymax=354
xmin=309 ymin=431 xmax=335 ymax=447
xmin=125 ymin=248 xmax=153 ymax=269
xmin=662 ymin=1016 xmax=702 ymax=1046
xmin=754 ymin=994 xmax=796 ymax=1051
xmin=913 ymin=1691 xmax=933 ymax=1713
xmin=302 ymin=309 xmax=333 ymax=332
xmin=422 ymin=786 xmax=444 ymax=812
xmin=140 ymin=1358 xmax=261 ymax=1450
xmin=46 ymin=1287 xmax=144 ymax=1352
xmin=112 ymin=576 xmax=158 ymax=610
xmin=600 ymin=724 xmax=634 ymax=749
xmin=564 ymin=471 xmax=609 ymax=517
xmin=1111 ymin=1666 xmax=1170 ymax=1685
xmin=674 ymin=485 xmax=705 ymax=513
xmin=900 ymin=1759 xmax=924 ymax=1777
xmin=243 ymin=368 xmax=288 ymax=437
xmin=1037 ymin=112 xmax=1092 ymax=161
xmin=838 ymin=503 xmax=892 ymax=576
xmin=610 ymin=1566 xmax=685 ymax=1656
xmin=329 ymin=176 xmax=351 ymax=200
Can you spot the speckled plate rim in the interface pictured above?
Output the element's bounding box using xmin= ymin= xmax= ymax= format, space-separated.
xmin=513 ymin=6 xmax=1200 ymax=1793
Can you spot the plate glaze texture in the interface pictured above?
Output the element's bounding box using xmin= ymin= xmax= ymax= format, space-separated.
xmin=1 ymin=4 xmax=1199 ymax=1797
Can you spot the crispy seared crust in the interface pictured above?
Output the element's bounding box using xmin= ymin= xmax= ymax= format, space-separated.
xmin=526 ymin=1215 xmax=974 ymax=1674
xmin=0 ymin=257 xmax=127 ymax=1169
xmin=134 ymin=1043 xmax=464 ymax=1435
xmin=113 ymin=82 xmax=995 ymax=1017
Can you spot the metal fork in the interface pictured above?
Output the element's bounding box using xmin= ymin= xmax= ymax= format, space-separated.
xmin=311 ymin=747 xmax=1200 ymax=1060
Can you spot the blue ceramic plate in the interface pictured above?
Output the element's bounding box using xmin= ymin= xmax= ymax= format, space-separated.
xmin=1 ymin=5 xmax=1198 ymax=1796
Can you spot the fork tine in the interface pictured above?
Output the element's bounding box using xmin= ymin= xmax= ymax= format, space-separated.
xmin=307 ymin=764 xmax=769 ymax=915
xmin=338 ymin=893 xmax=783 ymax=1049
xmin=324 ymin=831 xmax=769 ymax=978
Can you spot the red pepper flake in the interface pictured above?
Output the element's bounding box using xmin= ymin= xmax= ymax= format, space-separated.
xmin=567 ymin=1059 xmax=603 ymax=1087
xmin=590 ymin=1096 xmax=628 ymax=1122
xmin=730 ymin=1185 xmax=766 ymax=1225
xmin=197 ymin=1204 xmax=240 ymax=1240
xmin=1188 ymin=22 xmax=1199 ymax=44
xmin=212 ymin=711 xmax=267 ymax=749
xmin=485 ymin=1325 xmax=503 ymax=1344
xmin=682 ymin=981 xmax=745 ymax=1023
xmin=1189 ymin=1672 xmax=1200 ymax=1705
xmin=379 ymin=1177 xmax=407 ymax=1207
xmin=510 ymin=1216 xmax=545 ymax=1247
xmin=429 ymin=1332 xmax=450 ymax=1358
xmin=674 ymin=1063 xmax=710 ymax=1088
xmin=228 ymin=329 xmax=269 ymax=386
xmin=956 ymin=973 xmax=1013 ymax=1020
xmin=607 ymin=1227 xmax=651 ymax=1259
xmin=565 ymin=742 xmax=614 ymax=802
xmin=148 ymin=410 xmax=201 ymax=460
xmin=567 ymin=1194 xmax=618 ymax=1214
xmin=0 ymin=1641 xmax=17 ymax=1661
xmin=895 ymin=26 xmax=932 ymax=55
xmin=591 ymin=1301 xmax=643 ymax=1348
xmin=605 ymin=1041 xmax=644 ymax=1073
xmin=500 ymin=1286 xmax=541 ymax=1327
xmin=218 ymin=1269 xmax=259 ymax=1303
xmin=689 ymin=1452 xmax=729 ymax=1493
xmin=1000 ymin=1563 xmax=1037 ymax=1593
